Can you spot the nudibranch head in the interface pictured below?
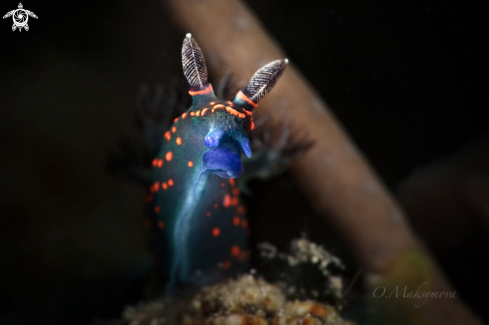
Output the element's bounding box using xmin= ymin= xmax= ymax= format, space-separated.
xmin=180 ymin=33 xmax=287 ymax=178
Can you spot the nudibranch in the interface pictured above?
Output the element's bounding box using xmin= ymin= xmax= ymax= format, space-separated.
xmin=145 ymin=33 xmax=287 ymax=294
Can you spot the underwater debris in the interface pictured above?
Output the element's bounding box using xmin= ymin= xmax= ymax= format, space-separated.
xmin=258 ymin=238 xmax=345 ymax=303
xmin=97 ymin=275 xmax=353 ymax=325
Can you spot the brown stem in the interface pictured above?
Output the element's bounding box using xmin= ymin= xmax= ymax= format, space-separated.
xmin=161 ymin=0 xmax=482 ymax=323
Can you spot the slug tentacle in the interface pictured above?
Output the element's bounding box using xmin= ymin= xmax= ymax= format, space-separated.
xmin=182 ymin=33 xmax=209 ymax=91
xmin=233 ymin=59 xmax=288 ymax=111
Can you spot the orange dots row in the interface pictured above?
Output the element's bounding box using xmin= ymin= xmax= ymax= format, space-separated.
xmin=212 ymin=227 xmax=220 ymax=237
xmin=164 ymin=131 xmax=171 ymax=141
xmin=176 ymin=137 xmax=182 ymax=145
xmin=152 ymin=158 xmax=164 ymax=168
xmin=144 ymin=219 xmax=165 ymax=230
xmin=225 ymin=106 xmax=246 ymax=118
xmin=161 ymin=179 xmax=175 ymax=190
xmin=188 ymin=161 xmax=193 ymax=167
xmin=230 ymin=246 xmax=250 ymax=262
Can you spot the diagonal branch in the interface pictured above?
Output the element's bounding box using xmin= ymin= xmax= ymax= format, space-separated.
xmin=161 ymin=0 xmax=483 ymax=324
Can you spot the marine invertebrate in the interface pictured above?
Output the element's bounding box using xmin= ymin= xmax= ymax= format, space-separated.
xmin=146 ymin=34 xmax=287 ymax=294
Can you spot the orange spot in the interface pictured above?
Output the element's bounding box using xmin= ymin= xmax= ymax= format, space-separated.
xmin=190 ymin=111 xmax=196 ymax=116
xmin=166 ymin=151 xmax=173 ymax=161
xmin=229 ymin=178 xmax=235 ymax=186
xmin=241 ymin=219 xmax=248 ymax=228
xmin=210 ymin=102 xmax=215 ymax=106
xmin=231 ymin=245 xmax=240 ymax=257
xmin=212 ymin=228 xmax=220 ymax=237
xmin=223 ymin=194 xmax=232 ymax=208
xmin=231 ymin=197 xmax=239 ymax=206
xmin=152 ymin=158 xmax=157 ymax=167
xmin=173 ymin=117 xmax=178 ymax=122
xmin=220 ymin=183 xmax=225 ymax=187
xmin=168 ymin=179 xmax=174 ymax=186
xmin=227 ymin=101 xmax=234 ymax=106
xmin=222 ymin=261 xmax=231 ymax=269
xmin=214 ymin=203 xmax=218 ymax=209
xmin=157 ymin=159 xmax=163 ymax=168
xmin=176 ymin=137 xmax=182 ymax=145
xmin=151 ymin=181 xmax=160 ymax=192
xmin=196 ymin=110 xmax=201 ymax=117
xmin=162 ymin=182 xmax=168 ymax=190
xmin=172 ymin=126 xmax=177 ymax=133
xmin=206 ymin=212 xmax=211 ymax=217
xmin=164 ymin=131 xmax=171 ymax=141
xmin=201 ymin=108 xmax=208 ymax=116
xmin=250 ymin=120 xmax=255 ymax=130
xmin=229 ymin=125 xmax=231 ymax=128
xmin=188 ymin=161 xmax=193 ymax=167
xmin=237 ymin=90 xmax=258 ymax=108
xmin=154 ymin=206 xmax=160 ymax=213
xmin=182 ymin=112 xmax=187 ymax=119
xmin=189 ymin=84 xmax=213 ymax=96
xmin=157 ymin=221 xmax=164 ymax=229
xmin=233 ymin=188 xmax=240 ymax=196
xmin=233 ymin=216 xmax=240 ymax=226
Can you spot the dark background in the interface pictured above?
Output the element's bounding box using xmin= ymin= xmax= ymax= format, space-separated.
xmin=0 ymin=0 xmax=485 ymax=324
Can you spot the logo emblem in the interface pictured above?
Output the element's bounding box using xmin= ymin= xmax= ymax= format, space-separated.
xmin=3 ymin=3 xmax=37 ymax=32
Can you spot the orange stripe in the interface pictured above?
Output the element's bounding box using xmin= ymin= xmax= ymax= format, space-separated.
xmin=188 ymin=84 xmax=213 ymax=96
xmin=243 ymin=108 xmax=253 ymax=116
xmin=236 ymin=90 xmax=258 ymax=108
